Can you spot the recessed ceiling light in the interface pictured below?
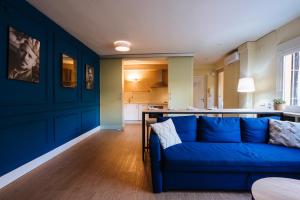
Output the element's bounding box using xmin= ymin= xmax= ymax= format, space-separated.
xmin=114 ymin=40 xmax=131 ymax=52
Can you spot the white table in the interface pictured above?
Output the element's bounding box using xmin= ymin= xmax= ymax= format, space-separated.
xmin=252 ymin=177 xmax=300 ymax=200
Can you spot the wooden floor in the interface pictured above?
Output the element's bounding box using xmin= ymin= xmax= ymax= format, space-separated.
xmin=0 ymin=124 xmax=251 ymax=200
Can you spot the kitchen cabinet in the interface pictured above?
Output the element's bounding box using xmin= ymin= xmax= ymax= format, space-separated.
xmin=124 ymin=104 xmax=139 ymax=120
xmin=124 ymin=104 xmax=148 ymax=121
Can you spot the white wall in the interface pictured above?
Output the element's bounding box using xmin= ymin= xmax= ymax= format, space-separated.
xmin=223 ymin=61 xmax=240 ymax=108
xmin=218 ymin=16 xmax=300 ymax=109
xmin=247 ymin=16 xmax=300 ymax=108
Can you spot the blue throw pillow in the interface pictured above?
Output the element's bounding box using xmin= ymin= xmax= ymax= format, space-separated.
xmin=157 ymin=115 xmax=197 ymax=142
xmin=241 ymin=116 xmax=281 ymax=143
xmin=198 ymin=116 xmax=241 ymax=143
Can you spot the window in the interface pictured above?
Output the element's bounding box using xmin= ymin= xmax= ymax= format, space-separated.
xmin=282 ymin=51 xmax=300 ymax=106
xmin=278 ymin=36 xmax=300 ymax=107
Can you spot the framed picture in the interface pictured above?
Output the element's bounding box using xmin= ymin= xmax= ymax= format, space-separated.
xmin=61 ymin=54 xmax=77 ymax=88
xmin=85 ymin=64 xmax=94 ymax=90
xmin=8 ymin=27 xmax=40 ymax=83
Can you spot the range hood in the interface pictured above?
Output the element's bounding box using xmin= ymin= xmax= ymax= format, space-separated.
xmin=151 ymin=69 xmax=168 ymax=88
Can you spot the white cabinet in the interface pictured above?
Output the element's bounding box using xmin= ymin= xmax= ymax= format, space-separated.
xmin=124 ymin=104 xmax=139 ymax=120
xmin=124 ymin=104 xmax=148 ymax=121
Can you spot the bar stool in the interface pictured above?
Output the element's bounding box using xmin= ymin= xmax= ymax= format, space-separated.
xmin=146 ymin=118 xmax=157 ymax=151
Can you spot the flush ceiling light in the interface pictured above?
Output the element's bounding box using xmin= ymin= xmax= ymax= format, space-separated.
xmin=114 ymin=40 xmax=131 ymax=52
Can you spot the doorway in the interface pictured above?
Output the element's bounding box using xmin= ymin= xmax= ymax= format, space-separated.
xmin=217 ymin=70 xmax=224 ymax=108
xmin=193 ymin=75 xmax=207 ymax=109
xmin=122 ymin=58 xmax=168 ymax=123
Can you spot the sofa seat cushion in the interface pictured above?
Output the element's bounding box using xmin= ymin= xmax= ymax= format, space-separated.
xmin=163 ymin=142 xmax=300 ymax=173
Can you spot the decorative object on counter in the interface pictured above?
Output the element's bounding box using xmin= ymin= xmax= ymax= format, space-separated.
xmin=273 ymin=98 xmax=286 ymax=110
xmin=8 ymin=27 xmax=40 ymax=83
xmin=148 ymin=106 xmax=160 ymax=110
xmin=186 ymin=106 xmax=200 ymax=110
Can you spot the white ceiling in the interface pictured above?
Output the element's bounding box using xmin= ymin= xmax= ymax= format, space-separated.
xmin=123 ymin=58 xmax=168 ymax=66
xmin=28 ymin=0 xmax=300 ymax=65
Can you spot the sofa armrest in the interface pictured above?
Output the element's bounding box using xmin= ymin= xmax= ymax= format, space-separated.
xmin=150 ymin=131 xmax=161 ymax=162
xmin=149 ymin=131 xmax=163 ymax=193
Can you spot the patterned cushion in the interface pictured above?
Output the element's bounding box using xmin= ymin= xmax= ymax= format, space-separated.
xmin=269 ymin=119 xmax=300 ymax=148
xmin=151 ymin=119 xmax=182 ymax=149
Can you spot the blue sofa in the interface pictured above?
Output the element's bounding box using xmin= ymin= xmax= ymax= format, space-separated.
xmin=150 ymin=115 xmax=300 ymax=193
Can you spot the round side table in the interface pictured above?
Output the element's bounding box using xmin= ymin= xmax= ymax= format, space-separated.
xmin=251 ymin=177 xmax=300 ymax=200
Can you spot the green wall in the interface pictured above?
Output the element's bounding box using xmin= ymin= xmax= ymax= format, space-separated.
xmin=100 ymin=59 xmax=123 ymax=129
xmin=168 ymin=57 xmax=194 ymax=109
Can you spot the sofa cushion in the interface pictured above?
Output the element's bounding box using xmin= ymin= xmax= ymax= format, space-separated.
xmin=163 ymin=142 xmax=300 ymax=173
xmin=150 ymin=119 xmax=182 ymax=149
xmin=241 ymin=116 xmax=280 ymax=143
xmin=198 ymin=116 xmax=241 ymax=142
xmin=158 ymin=115 xmax=197 ymax=142
xmin=269 ymin=119 xmax=300 ymax=148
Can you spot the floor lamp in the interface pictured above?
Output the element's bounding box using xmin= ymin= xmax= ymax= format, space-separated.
xmin=237 ymin=77 xmax=255 ymax=109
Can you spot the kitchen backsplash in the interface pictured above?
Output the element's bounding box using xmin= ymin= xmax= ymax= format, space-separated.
xmin=124 ymin=87 xmax=168 ymax=104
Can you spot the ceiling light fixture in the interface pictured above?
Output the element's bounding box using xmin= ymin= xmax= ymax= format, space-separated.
xmin=114 ymin=40 xmax=131 ymax=52
xmin=127 ymin=73 xmax=140 ymax=82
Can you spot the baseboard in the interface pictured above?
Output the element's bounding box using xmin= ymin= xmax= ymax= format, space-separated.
xmin=124 ymin=120 xmax=141 ymax=124
xmin=100 ymin=124 xmax=123 ymax=130
xmin=0 ymin=126 xmax=101 ymax=189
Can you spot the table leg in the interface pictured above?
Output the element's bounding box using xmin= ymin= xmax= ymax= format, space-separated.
xmin=142 ymin=112 xmax=145 ymax=161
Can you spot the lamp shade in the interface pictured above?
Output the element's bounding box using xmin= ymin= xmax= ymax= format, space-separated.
xmin=237 ymin=77 xmax=255 ymax=93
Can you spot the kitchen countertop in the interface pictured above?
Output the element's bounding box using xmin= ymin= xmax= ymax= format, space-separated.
xmin=283 ymin=112 xmax=300 ymax=116
xmin=124 ymin=102 xmax=168 ymax=105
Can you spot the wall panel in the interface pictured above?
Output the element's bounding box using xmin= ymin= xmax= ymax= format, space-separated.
xmin=54 ymin=112 xmax=81 ymax=146
xmin=53 ymin=32 xmax=81 ymax=105
xmin=0 ymin=115 xmax=51 ymax=175
xmin=0 ymin=10 xmax=49 ymax=107
xmin=82 ymin=109 xmax=99 ymax=133
xmin=0 ymin=0 xmax=100 ymax=176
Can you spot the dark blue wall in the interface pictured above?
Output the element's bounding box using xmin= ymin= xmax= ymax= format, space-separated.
xmin=0 ymin=0 xmax=100 ymax=176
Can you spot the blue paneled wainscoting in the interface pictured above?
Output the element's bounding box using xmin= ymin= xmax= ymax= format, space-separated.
xmin=0 ymin=0 xmax=100 ymax=178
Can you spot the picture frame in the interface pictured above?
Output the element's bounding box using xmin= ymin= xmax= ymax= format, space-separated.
xmin=61 ymin=54 xmax=77 ymax=88
xmin=85 ymin=64 xmax=94 ymax=90
xmin=8 ymin=26 xmax=40 ymax=83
